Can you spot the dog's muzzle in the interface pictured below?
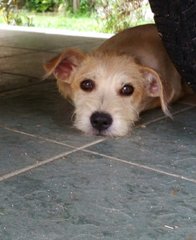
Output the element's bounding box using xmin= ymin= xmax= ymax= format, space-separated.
xmin=90 ymin=111 xmax=113 ymax=132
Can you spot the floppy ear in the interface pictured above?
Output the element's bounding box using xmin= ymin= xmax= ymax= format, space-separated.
xmin=43 ymin=48 xmax=86 ymax=83
xmin=140 ymin=67 xmax=172 ymax=118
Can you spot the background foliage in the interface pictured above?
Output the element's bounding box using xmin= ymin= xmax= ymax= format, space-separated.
xmin=0 ymin=0 xmax=153 ymax=32
xmin=95 ymin=0 xmax=144 ymax=32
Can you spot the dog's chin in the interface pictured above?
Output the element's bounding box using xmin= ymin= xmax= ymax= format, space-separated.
xmin=74 ymin=118 xmax=131 ymax=137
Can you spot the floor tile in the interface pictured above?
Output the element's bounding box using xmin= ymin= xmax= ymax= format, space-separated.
xmin=0 ymin=27 xmax=195 ymax=240
xmin=0 ymin=30 xmax=105 ymax=91
xmin=88 ymin=108 xmax=196 ymax=179
xmin=0 ymin=30 xmax=105 ymax=51
xmin=137 ymin=101 xmax=191 ymax=127
xmin=0 ymin=46 xmax=33 ymax=58
xmin=0 ymin=151 xmax=195 ymax=240
xmin=0 ymin=127 xmax=71 ymax=177
xmin=0 ymin=82 xmax=102 ymax=147
xmin=180 ymin=93 xmax=196 ymax=106
xmin=0 ymin=51 xmax=55 ymax=79
xmin=0 ymin=72 xmax=41 ymax=92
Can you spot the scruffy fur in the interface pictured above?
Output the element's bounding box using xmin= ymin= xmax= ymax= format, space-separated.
xmin=44 ymin=24 xmax=187 ymax=137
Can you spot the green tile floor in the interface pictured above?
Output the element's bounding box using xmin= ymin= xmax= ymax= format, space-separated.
xmin=0 ymin=28 xmax=196 ymax=240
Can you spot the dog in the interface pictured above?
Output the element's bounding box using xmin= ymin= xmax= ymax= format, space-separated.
xmin=44 ymin=24 xmax=187 ymax=137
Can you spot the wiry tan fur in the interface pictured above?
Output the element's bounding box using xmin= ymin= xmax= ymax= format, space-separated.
xmin=44 ymin=24 xmax=188 ymax=137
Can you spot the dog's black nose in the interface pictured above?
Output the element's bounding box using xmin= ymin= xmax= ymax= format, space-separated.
xmin=90 ymin=111 xmax=113 ymax=131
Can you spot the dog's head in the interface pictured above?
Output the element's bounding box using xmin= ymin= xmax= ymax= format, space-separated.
xmin=44 ymin=48 xmax=170 ymax=136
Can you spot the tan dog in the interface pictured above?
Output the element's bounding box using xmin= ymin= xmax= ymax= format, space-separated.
xmin=44 ymin=24 xmax=185 ymax=137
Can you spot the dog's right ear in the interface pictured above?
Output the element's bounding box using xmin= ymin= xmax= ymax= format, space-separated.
xmin=140 ymin=66 xmax=172 ymax=118
xmin=43 ymin=48 xmax=86 ymax=83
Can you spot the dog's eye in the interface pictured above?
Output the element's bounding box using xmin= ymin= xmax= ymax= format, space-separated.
xmin=80 ymin=79 xmax=95 ymax=92
xmin=120 ymin=84 xmax=134 ymax=96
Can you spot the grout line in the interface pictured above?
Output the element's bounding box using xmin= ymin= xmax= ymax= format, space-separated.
xmin=0 ymin=45 xmax=43 ymax=52
xmin=0 ymin=124 xmax=105 ymax=150
xmin=179 ymin=95 xmax=196 ymax=107
xmin=0 ymin=80 xmax=54 ymax=97
xmin=172 ymin=105 xmax=195 ymax=115
xmin=179 ymin=102 xmax=196 ymax=107
xmin=0 ymin=47 xmax=56 ymax=58
xmin=82 ymin=149 xmax=196 ymax=184
xmin=1 ymin=127 xmax=195 ymax=183
xmin=138 ymin=105 xmax=195 ymax=127
xmin=0 ymin=125 xmax=76 ymax=149
xmin=0 ymin=71 xmax=41 ymax=81
xmin=0 ymin=138 xmax=105 ymax=182
xmin=1 ymin=105 xmax=194 ymax=147
xmin=136 ymin=115 xmax=166 ymax=128
xmin=0 ymin=51 xmax=39 ymax=59
xmin=0 ymin=107 xmax=195 ymax=182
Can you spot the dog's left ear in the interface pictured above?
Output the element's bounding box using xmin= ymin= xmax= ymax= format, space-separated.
xmin=140 ymin=67 xmax=172 ymax=117
xmin=43 ymin=48 xmax=86 ymax=83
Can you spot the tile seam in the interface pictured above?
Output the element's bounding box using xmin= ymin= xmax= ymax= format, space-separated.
xmin=0 ymin=45 xmax=63 ymax=53
xmin=172 ymin=105 xmax=196 ymax=115
xmin=1 ymin=105 xmax=194 ymax=148
xmin=0 ymin=133 xmax=195 ymax=183
xmin=0 ymin=124 xmax=104 ymax=149
xmin=138 ymin=105 xmax=195 ymax=127
xmin=0 ymin=138 xmax=105 ymax=182
xmin=0 ymin=71 xmax=41 ymax=80
xmin=0 ymin=45 xmax=43 ymax=52
xmin=0 ymin=80 xmax=53 ymax=97
xmin=81 ymin=149 xmax=196 ymax=184
xmin=0 ymin=51 xmax=40 ymax=59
